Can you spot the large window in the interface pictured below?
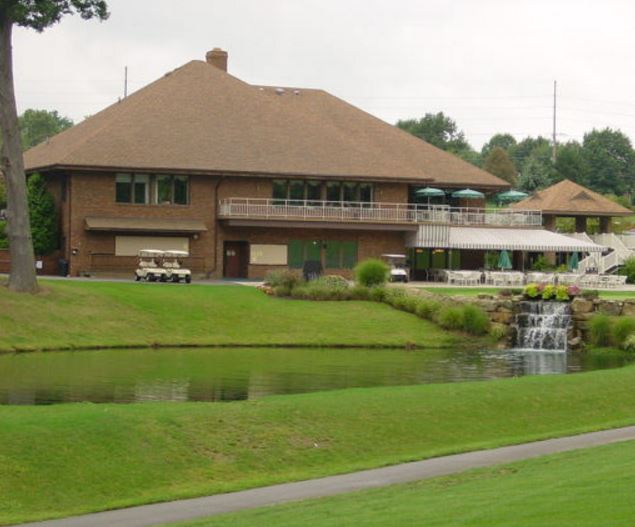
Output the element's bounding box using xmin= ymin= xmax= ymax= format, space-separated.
xmin=116 ymin=174 xmax=189 ymax=205
xmin=274 ymin=179 xmax=373 ymax=205
xmin=288 ymin=240 xmax=358 ymax=269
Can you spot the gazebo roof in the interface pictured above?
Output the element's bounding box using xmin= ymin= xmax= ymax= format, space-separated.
xmin=510 ymin=179 xmax=632 ymax=217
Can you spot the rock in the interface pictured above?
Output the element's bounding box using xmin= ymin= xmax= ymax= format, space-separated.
xmin=570 ymin=297 xmax=594 ymax=314
xmin=477 ymin=294 xmax=494 ymax=300
xmin=568 ymin=336 xmax=583 ymax=349
xmin=622 ymin=301 xmax=635 ymax=317
xmin=491 ymin=310 xmax=514 ymax=324
xmin=597 ymin=300 xmax=622 ymax=316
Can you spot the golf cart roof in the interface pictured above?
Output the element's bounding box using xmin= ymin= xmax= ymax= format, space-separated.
xmin=382 ymin=253 xmax=407 ymax=259
xmin=163 ymin=250 xmax=189 ymax=257
xmin=138 ymin=249 xmax=165 ymax=257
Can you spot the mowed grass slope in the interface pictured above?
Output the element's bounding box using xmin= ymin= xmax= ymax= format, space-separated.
xmin=0 ymin=281 xmax=452 ymax=351
xmin=180 ymin=440 xmax=635 ymax=527
xmin=3 ymin=366 xmax=635 ymax=524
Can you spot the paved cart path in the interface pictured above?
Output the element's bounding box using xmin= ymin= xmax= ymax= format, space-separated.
xmin=14 ymin=425 xmax=635 ymax=527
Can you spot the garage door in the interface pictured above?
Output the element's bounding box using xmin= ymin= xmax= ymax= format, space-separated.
xmin=115 ymin=236 xmax=190 ymax=256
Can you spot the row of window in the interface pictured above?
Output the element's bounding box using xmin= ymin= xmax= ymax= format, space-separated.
xmin=116 ymin=174 xmax=189 ymax=205
xmin=288 ymin=240 xmax=358 ymax=269
xmin=273 ymin=180 xmax=373 ymax=203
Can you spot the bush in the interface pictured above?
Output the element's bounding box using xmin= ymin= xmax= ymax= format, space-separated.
xmin=462 ymin=304 xmax=490 ymax=335
xmin=265 ymin=269 xmax=302 ymax=289
xmin=368 ymin=286 xmax=387 ymax=303
xmin=437 ymin=306 xmax=464 ymax=331
xmin=490 ymin=323 xmax=508 ymax=341
xmin=524 ymin=283 xmax=540 ymax=299
xmin=582 ymin=289 xmax=599 ymax=300
xmin=318 ymin=275 xmax=350 ymax=288
xmin=382 ymin=287 xmax=407 ymax=307
xmin=621 ymin=257 xmax=635 ymax=284
xmin=614 ymin=317 xmax=635 ymax=348
xmin=531 ymin=255 xmax=552 ymax=271
xmin=623 ymin=334 xmax=635 ymax=353
xmin=354 ymin=258 xmax=389 ymax=287
xmin=27 ymin=173 xmax=58 ymax=255
xmin=273 ymin=284 xmax=292 ymax=297
xmin=555 ymin=284 xmax=570 ymax=302
xmin=541 ymin=284 xmax=556 ymax=301
xmin=290 ymin=285 xmax=309 ymax=299
xmin=349 ymin=284 xmax=370 ymax=301
xmin=415 ymin=299 xmax=441 ymax=320
xmin=0 ymin=220 xmax=7 ymax=249
xmin=589 ymin=314 xmax=613 ymax=347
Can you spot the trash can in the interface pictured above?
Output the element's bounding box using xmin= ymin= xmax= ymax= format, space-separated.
xmin=58 ymin=258 xmax=69 ymax=277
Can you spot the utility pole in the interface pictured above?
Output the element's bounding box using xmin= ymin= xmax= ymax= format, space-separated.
xmin=124 ymin=66 xmax=128 ymax=99
xmin=552 ymin=80 xmax=557 ymax=162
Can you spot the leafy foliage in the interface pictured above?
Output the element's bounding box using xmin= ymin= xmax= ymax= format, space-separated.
xmin=481 ymin=133 xmax=517 ymax=159
xmin=26 ymin=173 xmax=58 ymax=255
xmin=483 ymin=147 xmax=517 ymax=185
xmin=0 ymin=220 xmax=7 ymax=249
xmin=614 ymin=317 xmax=635 ymax=348
xmin=19 ymin=109 xmax=73 ymax=149
xmin=2 ymin=1 xmax=109 ymax=31
xmin=589 ymin=314 xmax=613 ymax=347
xmin=621 ymin=257 xmax=635 ymax=284
xmin=354 ymin=258 xmax=389 ymax=287
xmin=581 ymin=128 xmax=635 ymax=195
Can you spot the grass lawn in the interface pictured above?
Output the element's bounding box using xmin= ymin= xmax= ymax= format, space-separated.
xmin=4 ymin=366 xmax=635 ymax=524
xmin=0 ymin=280 xmax=456 ymax=351
xmin=178 ymin=439 xmax=635 ymax=527
xmin=421 ymin=286 xmax=635 ymax=299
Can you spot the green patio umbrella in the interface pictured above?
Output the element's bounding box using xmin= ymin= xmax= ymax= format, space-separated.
xmin=415 ymin=187 xmax=445 ymax=205
xmin=496 ymin=190 xmax=528 ymax=203
xmin=497 ymin=250 xmax=512 ymax=270
xmin=568 ymin=252 xmax=579 ymax=271
xmin=451 ymin=188 xmax=485 ymax=199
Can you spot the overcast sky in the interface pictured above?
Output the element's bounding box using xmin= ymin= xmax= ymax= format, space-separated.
xmin=11 ymin=0 xmax=635 ymax=149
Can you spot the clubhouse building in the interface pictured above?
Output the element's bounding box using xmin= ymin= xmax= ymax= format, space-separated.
xmin=23 ymin=49 xmax=604 ymax=279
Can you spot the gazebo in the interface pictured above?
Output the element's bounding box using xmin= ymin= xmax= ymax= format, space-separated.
xmin=510 ymin=179 xmax=632 ymax=233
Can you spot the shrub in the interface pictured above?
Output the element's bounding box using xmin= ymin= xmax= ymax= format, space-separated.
xmin=382 ymin=287 xmax=407 ymax=307
xmin=589 ymin=314 xmax=613 ymax=347
xmin=349 ymin=284 xmax=370 ymax=301
xmin=541 ymin=284 xmax=556 ymax=301
xmin=524 ymin=283 xmax=539 ymax=299
xmin=27 ymin=173 xmax=58 ymax=255
xmin=498 ymin=289 xmax=513 ymax=297
xmin=0 ymin=220 xmax=7 ymax=249
xmin=555 ymin=285 xmax=570 ymax=302
xmin=531 ymin=255 xmax=551 ymax=271
xmin=489 ymin=323 xmax=508 ymax=341
xmin=290 ymin=285 xmax=309 ymax=299
xmin=437 ymin=305 xmax=464 ymax=331
xmin=368 ymin=286 xmax=387 ymax=303
xmin=273 ymin=284 xmax=292 ymax=297
xmin=354 ymin=258 xmax=389 ymax=287
xmin=623 ymin=334 xmax=635 ymax=353
xmin=462 ymin=304 xmax=490 ymax=335
xmin=415 ymin=299 xmax=441 ymax=320
xmin=318 ymin=275 xmax=350 ymax=288
xmin=265 ymin=269 xmax=302 ymax=289
xmin=621 ymin=257 xmax=635 ymax=284
xmin=582 ymin=289 xmax=599 ymax=300
xmin=614 ymin=317 xmax=635 ymax=348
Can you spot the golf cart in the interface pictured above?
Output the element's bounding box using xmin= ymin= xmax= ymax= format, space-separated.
xmin=162 ymin=250 xmax=192 ymax=283
xmin=382 ymin=254 xmax=410 ymax=283
xmin=135 ymin=249 xmax=169 ymax=282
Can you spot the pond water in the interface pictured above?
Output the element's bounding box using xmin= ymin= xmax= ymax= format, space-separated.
xmin=0 ymin=346 xmax=632 ymax=405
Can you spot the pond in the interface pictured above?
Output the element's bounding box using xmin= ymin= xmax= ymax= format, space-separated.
xmin=0 ymin=346 xmax=632 ymax=405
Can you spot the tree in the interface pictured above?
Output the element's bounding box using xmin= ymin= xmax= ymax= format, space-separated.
xmin=0 ymin=1 xmax=108 ymax=292
xmin=509 ymin=136 xmax=551 ymax=171
xmin=554 ymin=141 xmax=586 ymax=184
xmin=581 ymin=128 xmax=635 ymax=196
xmin=397 ymin=112 xmax=472 ymax=154
xmin=480 ymin=133 xmax=517 ymax=159
xmin=482 ymin=147 xmax=517 ymax=185
xmin=517 ymin=143 xmax=555 ymax=192
xmin=27 ymin=173 xmax=57 ymax=255
xmin=20 ymin=109 xmax=73 ymax=150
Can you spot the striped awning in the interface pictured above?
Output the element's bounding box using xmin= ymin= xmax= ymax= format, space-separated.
xmin=447 ymin=227 xmax=605 ymax=252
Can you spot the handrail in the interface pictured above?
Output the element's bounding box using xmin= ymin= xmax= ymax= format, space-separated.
xmin=218 ymin=198 xmax=543 ymax=227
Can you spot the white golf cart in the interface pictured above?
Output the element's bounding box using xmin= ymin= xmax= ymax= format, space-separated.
xmin=382 ymin=253 xmax=410 ymax=283
xmin=162 ymin=250 xmax=192 ymax=283
xmin=135 ymin=249 xmax=169 ymax=282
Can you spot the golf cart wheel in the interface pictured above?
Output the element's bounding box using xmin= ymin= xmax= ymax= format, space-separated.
xmin=172 ymin=275 xmax=180 ymax=283
xmin=185 ymin=275 xmax=191 ymax=284
xmin=135 ymin=274 xmax=141 ymax=282
xmin=160 ymin=275 xmax=167 ymax=283
xmin=146 ymin=273 xmax=155 ymax=282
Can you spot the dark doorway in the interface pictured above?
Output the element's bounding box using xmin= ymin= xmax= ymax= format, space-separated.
xmin=223 ymin=241 xmax=249 ymax=278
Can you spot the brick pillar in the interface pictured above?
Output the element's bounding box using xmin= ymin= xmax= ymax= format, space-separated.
xmin=575 ymin=216 xmax=587 ymax=233
xmin=543 ymin=214 xmax=556 ymax=231
xmin=599 ymin=216 xmax=611 ymax=233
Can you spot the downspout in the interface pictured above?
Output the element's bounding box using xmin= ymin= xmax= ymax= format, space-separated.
xmin=209 ymin=175 xmax=226 ymax=277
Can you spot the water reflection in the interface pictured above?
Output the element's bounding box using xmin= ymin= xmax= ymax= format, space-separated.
xmin=0 ymin=347 xmax=631 ymax=405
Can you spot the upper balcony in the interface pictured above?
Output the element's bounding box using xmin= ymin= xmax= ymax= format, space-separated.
xmin=218 ymin=198 xmax=543 ymax=228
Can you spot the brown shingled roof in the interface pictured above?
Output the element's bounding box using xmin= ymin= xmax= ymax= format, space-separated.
xmin=510 ymin=179 xmax=632 ymax=216
xmin=24 ymin=57 xmax=507 ymax=189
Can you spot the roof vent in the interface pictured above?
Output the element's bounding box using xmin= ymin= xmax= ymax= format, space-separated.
xmin=206 ymin=48 xmax=228 ymax=72
xmin=275 ymin=87 xmax=285 ymax=95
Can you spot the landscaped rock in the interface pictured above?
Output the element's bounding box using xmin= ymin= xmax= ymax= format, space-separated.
xmin=597 ymin=300 xmax=622 ymax=316
xmin=568 ymin=336 xmax=583 ymax=349
xmin=571 ymin=297 xmax=594 ymax=314
xmin=622 ymin=301 xmax=635 ymax=318
xmin=491 ymin=309 xmax=513 ymax=324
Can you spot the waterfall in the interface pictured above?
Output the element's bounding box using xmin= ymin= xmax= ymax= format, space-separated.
xmin=512 ymin=301 xmax=572 ymax=352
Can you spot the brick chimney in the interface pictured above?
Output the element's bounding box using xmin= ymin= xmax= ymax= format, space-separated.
xmin=206 ymin=48 xmax=228 ymax=72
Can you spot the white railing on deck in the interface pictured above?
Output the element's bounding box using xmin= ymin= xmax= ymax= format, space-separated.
xmin=218 ymin=198 xmax=543 ymax=227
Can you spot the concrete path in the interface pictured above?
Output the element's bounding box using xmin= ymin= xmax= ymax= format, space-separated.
xmin=15 ymin=425 xmax=635 ymax=527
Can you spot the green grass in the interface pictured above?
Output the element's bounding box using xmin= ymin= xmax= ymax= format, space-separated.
xmin=178 ymin=439 xmax=635 ymax=527
xmin=5 ymin=366 xmax=635 ymax=524
xmin=421 ymin=286 xmax=635 ymax=299
xmin=0 ymin=281 xmax=455 ymax=351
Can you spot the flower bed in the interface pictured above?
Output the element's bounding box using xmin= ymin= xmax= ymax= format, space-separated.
xmin=523 ymin=282 xmax=581 ymax=302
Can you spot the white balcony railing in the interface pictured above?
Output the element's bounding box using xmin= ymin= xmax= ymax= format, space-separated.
xmin=218 ymin=198 xmax=543 ymax=227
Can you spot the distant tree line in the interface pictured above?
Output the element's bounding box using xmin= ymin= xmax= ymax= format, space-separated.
xmin=397 ymin=112 xmax=635 ymax=204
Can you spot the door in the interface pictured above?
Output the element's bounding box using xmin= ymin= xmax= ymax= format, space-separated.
xmin=224 ymin=241 xmax=249 ymax=278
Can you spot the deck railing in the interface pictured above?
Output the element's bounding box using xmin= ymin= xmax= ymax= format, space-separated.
xmin=218 ymin=198 xmax=543 ymax=227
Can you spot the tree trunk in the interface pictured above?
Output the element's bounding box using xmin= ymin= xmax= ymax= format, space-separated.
xmin=0 ymin=16 xmax=37 ymax=293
